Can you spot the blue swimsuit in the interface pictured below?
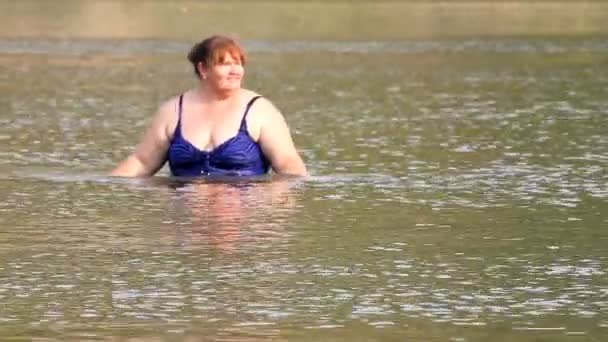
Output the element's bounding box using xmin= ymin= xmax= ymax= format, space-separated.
xmin=167 ymin=95 xmax=270 ymax=177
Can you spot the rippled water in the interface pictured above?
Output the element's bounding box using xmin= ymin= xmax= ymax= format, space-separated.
xmin=1 ymin=35 xmax=607 ymax=340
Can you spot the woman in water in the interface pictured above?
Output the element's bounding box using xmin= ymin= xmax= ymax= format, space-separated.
xmin=111 ymin=35 xmax=307 ymax=177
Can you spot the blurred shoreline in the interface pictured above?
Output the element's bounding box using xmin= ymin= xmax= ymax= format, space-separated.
xmin=1 ymin=1 xmax=607 ymax=40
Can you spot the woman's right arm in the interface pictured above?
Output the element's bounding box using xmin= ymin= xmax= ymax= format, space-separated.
xmin=110 ymin=99 xmax=177 ymax=177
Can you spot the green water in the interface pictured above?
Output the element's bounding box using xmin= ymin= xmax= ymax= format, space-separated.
xmin=1 ymin=1 xmax=607 ymax=341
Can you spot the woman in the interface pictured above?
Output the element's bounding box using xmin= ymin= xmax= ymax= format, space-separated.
xmin=111 ymin=35 xmax=307 ymax=177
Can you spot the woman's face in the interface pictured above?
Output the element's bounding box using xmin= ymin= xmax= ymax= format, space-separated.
xmin=201 ymin=53 xmax=244 ymax=92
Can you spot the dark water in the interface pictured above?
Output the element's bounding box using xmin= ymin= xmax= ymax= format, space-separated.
xmin=1 ymin=33 xmax=607 ymax=341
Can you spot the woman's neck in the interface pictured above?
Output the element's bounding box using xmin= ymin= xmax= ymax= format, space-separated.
xmin=198 ymin=83 xmax=238 ymax=102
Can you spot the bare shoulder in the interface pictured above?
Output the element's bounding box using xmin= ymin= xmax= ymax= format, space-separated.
xmin=152 ymin=94 xmax=183 ymax=139
xmin=240 ymin=90 xmax=285 ymax=140
xmin=240 ymin=88 xmax=261 ymax=100
xmin=242 ymin=89 xmax=284 ymax=122
xmin=157 ymin=94 xmax=183 ymax=118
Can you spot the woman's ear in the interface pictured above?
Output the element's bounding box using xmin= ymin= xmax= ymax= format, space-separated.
xmin=197 ymin=62 xmax=207 ymax=79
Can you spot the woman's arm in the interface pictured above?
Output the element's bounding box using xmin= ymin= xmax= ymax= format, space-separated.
xmin=110 ymin=99 xmax=176 ymax=177
xmin=256 ymin=99 xmax=307 ymax=176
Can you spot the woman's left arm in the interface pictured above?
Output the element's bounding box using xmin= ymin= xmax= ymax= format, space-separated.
xmin=256 ymin=99 xmax=307 ymax=176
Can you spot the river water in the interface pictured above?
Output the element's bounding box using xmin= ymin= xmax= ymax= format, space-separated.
xmin=1 ymin=2 xmax=607 ymax=341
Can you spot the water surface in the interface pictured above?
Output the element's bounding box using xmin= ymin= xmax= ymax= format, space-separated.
xmin=1 ymin=3 xmax=608 ymax=341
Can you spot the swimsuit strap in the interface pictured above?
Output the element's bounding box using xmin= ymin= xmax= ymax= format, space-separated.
xmin=173 ymin=94 xmax=184 ymax=137
xmin=178 ymin=94 xmax=184 ymax=122
xmin=239 ymin=95 xmax=263 ymax=131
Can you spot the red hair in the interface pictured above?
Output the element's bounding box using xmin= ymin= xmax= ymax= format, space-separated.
xmin=187 ymin=35 xmax=246 ymax=78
